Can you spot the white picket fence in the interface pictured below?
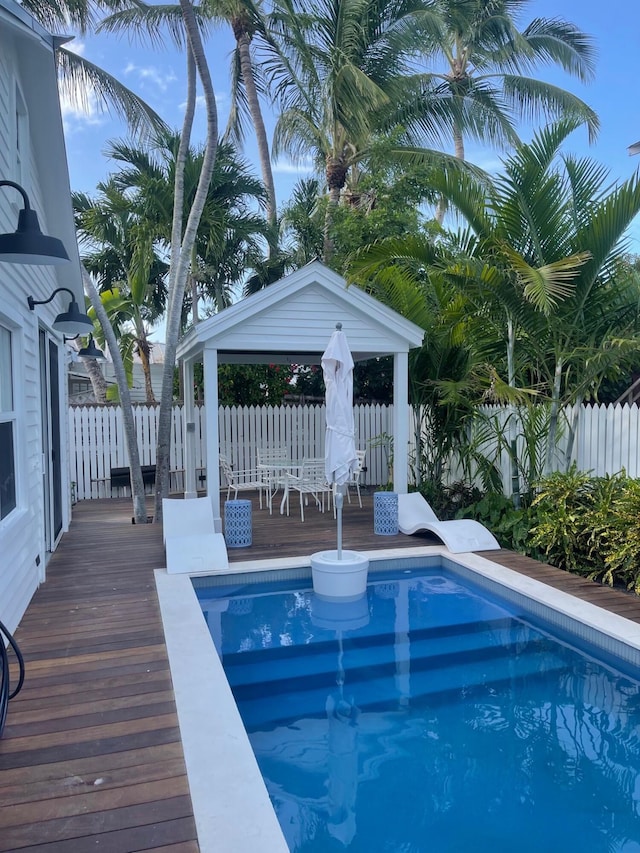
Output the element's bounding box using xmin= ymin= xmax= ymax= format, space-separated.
xmin=69 ymin=403 xmax=394 ymax=500
xmin=68 ymin=402 xmax=640 ymax=501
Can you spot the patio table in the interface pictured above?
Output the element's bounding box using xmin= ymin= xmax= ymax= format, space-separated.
xmin=258 ymin=460 xmax=303 ymax=514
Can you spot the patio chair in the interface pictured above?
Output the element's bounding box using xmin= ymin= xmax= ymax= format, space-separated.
xmin=219 ymin=455 xmax=266 ymax=509
xmin=397 ymin=492 xmax=500 ymax=554
xmin=286 ymin=460 xmax=334 ymax=522
xmin=162 ymin=497 xmax=229 ymax=574
xmin=346 ymin=449 xmax=366 ymax=508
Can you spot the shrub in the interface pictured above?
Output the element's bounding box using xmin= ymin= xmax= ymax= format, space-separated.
xmin=531 ymin=467 xmax=640 ymax=592
xmin=457 ymin=492 xmax=537 ymax=555
xmin=417 ymin=480 xmax=482 ymax=520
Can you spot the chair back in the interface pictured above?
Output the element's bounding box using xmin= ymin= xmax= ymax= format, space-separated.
xmin=298 ymin=460 xmax=330 ymax=489
xmin=257 ymin=447 xmax=289 ymax=466
xmin=162 ymin=496 xmax=215 ymax=543
xmin=219 ymin=454 xmax=234 ymax=485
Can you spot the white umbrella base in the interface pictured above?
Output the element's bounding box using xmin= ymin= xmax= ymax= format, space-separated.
xmin=311 ymin=550 xmax=370 ymax=600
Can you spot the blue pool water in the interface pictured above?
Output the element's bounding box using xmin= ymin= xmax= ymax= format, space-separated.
xmin=194 ymin=561 xmax=640 ymax=852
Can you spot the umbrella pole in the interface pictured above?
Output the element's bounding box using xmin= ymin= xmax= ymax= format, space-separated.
xmin=335 ymin=487 xmax=343 ymax=560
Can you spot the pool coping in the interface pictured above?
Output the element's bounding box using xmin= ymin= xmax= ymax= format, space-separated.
xmin=155 ymin=546 xmax=640 ymax=852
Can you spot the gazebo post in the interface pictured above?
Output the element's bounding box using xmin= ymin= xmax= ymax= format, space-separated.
xmin=203 ymin=346 xmax=222 ymax=531
xmin=392 ymin=351 xmax=409 ymax=494
xmin=183 ymin=356 xmax=198 ymax=500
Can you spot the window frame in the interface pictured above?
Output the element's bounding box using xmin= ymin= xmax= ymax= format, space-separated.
xmin=0 ymin=321 xmax=17 ymax=522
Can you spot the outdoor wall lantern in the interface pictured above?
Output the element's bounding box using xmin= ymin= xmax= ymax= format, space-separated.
xmin=77 ymin=334 xmax=105 ymax=361
xmin=27 ymin=287 xmax=94 ymax=335
xmin=0 ymin=180 xmax=70 ymax=264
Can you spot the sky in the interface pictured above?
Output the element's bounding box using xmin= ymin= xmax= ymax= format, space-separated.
xmin=61 ymin=0 xmax=640 ymax=252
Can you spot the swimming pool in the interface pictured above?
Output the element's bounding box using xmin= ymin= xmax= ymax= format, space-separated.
xmin=193 ymin=557 xmax=640 ymax=852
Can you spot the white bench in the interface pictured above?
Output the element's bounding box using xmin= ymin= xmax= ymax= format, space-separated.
xmin=162 ymin=497 xmax=229 ymax=574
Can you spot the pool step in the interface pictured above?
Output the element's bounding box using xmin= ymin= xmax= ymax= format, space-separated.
xmin=223 ymin=616 xmax=531 ymax=689
xmin=234 ymin=642 xmax=567 ymax=731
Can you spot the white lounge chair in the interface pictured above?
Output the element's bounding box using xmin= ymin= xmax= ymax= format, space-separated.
xmin=162 ymin=497 xmax=229 ymax=574
xmin=397 ymin=492 xmax=500 ymax=553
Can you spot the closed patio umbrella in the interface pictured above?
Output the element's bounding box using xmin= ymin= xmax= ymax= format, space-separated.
xmin=322 ymin=323 xmax=358 ymax=558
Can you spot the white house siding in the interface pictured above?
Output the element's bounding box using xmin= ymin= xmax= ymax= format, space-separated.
xmin=206 ymin=283 xmax=414 ymax=361
xmin=0 ymin=3 xmax=78 ymax=634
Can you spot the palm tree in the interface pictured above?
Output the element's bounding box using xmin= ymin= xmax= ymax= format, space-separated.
xmin=103 ymin=132 xmax=267 ymax=319
xmin=219 ymin=0 xmax=277 ymax=228
xmin=438 ymin=120 xmax=640 ymax=467
xmin=415 ymin=0 xmax=599 ymax=221
xmin=153 ymin=0 xmax=219 ymax=516
xmin=351 ymin=120 xmax=640 ymax=496
xmin=99 ymin=0 xmax=277 ymax=230
xmin=266 ymin=0 xmax=460 ymax=260
xmin=73 ymin=181 xmax=169 ymax=402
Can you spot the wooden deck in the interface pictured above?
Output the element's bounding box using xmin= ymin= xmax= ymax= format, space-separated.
xmin=2 ymin=492 xmax=640 ymax=851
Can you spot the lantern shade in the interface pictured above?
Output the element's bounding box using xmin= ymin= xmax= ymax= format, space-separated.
xmin=78 ymin=334 xmax=105 ymax=361
xmin=53 ymin=300 xmax=94 ymax=335
xmin=0 ymin=180 xmax=70 ymax=264
xmin=28 ymin=288 xmax=94 ymax=336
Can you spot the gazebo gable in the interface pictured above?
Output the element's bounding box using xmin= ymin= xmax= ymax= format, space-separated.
xmin=177 ymin=261 xmax=424 ymax=363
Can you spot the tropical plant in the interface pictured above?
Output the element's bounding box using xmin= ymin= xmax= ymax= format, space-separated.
xmin=153 ymin=0 xmax=219 ymax=518
xmin=104 ymin=132 xmax=267 ymax=322
xmin=265 ymin=0 xmax=467 ymax=260
xmin=414 ymin=0 xmax=598 ymax=221
xmin=82 ymin=268 xmax=149 ymax=523
xmin=73 ymin=181 xmax=168 ymax=402
xmin=100 ymin=0 xmax=277 ymax=229
xmin=438 ymin=120 xmax=640 ymax=470
xmin=24 ymin=0 xmax=166 ymax=136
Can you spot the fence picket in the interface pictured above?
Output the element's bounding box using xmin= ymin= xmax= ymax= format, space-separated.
xmin=68 ymin=402 xmax=640 ymax=500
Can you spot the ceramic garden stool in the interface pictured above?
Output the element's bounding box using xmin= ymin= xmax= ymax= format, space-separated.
xmin=224 ymin=499 xmax=252 ymax=548
xmin=374 ymin=491 xmax=398 ymax=535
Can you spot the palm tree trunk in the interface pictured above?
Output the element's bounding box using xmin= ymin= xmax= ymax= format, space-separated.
xmin=83 ymin=268 xmax=148 ymax=523
xmin=435 ymin=127 xmax=465 ymax=225
xmin=190 ymin=244 xmax=199 ymax=323
xmin=545 ymin=357 xmax=564 ymax=475
xmin=83 ymin=352 xmax=108 ymax=403
xmin=506 ymin=316 xmax=521 ymax=508
xmin=236 ymin=30 xmax=277 ymax=229
xmin=138 ymin=338 xmax=156 ymax=403
xmin=564 ymin=401 xmax=582 ymax=470
xmin=154 ymin=3 xmax=218 ymax=522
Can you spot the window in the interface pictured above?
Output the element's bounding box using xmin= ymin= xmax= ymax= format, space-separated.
xmin=0 ymin=326 xmax=16 ymax=520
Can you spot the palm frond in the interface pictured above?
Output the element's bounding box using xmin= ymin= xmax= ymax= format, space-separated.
xmin=57 ymin=47 xmax=168 ymax=138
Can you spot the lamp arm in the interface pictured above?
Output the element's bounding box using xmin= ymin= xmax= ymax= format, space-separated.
xmin=0 ymin=180 xmax=31 ymax=210
xmin=27 ymin=286 xmax=76 ymax=310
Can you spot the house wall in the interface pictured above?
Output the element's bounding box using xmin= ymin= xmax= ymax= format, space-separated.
xmin=0 ymin=5 xmax=75 ymax=634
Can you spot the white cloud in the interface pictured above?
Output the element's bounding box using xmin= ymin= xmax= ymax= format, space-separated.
xmin=63 ymin=39 xmax=86 ymax=56
xmin=178 ymin=92 xmax=228 ymax=112
xmin=273 ymin=159 xmax=314 ymax=174
xmin=59 ymin=87 xmax=107 ymax=135
xmin=124 ymin=62 xmax=177 ymax=92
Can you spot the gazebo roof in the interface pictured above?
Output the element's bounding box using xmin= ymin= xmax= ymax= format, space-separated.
xmin=176 ymin=260 xmax=424 ymax=364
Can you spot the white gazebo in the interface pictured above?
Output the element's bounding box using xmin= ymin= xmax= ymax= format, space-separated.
xmin=176 ymin=260 xmax=425 ymax=530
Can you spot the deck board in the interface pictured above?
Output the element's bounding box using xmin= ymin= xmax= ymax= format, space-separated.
xmin=2 ymin=492 xmax=640 ymax=850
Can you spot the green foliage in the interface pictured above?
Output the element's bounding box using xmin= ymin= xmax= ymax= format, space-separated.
xmin=417 ymin=480 xmax=482 ymax=521
xmin=530 ymin=466 xmax=598 ymax=575
xmin=458 ymin=492 xmax=537 ymax=555
xmin=601 ymin=479 xmax=640 ymax=594
xmin=217 ymin=364 xmax=295 ymax=406
xmin=530 ymin=467 xmax=640 ymax=593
